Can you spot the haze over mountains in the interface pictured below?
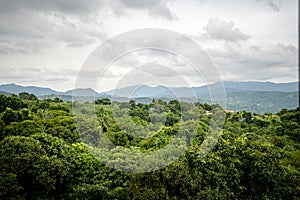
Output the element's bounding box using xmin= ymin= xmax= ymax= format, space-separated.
xmin=0 ymin=81 xmax=298 ymax=114
xmin=0 ymin=81 xmax=298 ymax=97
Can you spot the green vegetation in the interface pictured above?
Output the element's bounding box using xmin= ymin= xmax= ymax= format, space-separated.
xmin=226 ymin=91 xmax=299 ymax=114
xmin=0 ymin=93 xmax=299 ymax=199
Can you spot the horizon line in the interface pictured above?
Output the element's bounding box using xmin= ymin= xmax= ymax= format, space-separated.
xmin=0 ymin=80 xmax=298 ymax=93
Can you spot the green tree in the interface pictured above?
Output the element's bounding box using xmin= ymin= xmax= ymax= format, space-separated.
xmin=95 ymin=98 xmax=111 ymax=105
xmin=19 ymin=92 xmax=38 ymax=101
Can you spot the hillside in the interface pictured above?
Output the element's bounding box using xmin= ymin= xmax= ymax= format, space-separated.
xmin=0 ymin=81 xmax=298 ymax=114
xmin=0 ymin=94 xmax=299 ymax=199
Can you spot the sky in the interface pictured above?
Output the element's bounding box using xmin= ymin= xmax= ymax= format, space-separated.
xmin=0 ymin=0 xmax=298 ymax=92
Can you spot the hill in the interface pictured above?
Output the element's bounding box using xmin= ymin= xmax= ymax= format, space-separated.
xmin=0 ymin=81 xmax=298 ymax=114
xmin=0 ymin=83 xmax=61 ymax=96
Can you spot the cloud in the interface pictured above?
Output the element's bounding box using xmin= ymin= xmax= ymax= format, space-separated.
xmin=0 ymin=65 xmax=78 ymax=87
xmin=95 ymin=47 xmax=216 ymax=89
xmin=0 ymin=0 xmax=104 ymax=14
xmin=0 ymin=0 xmax=177 ymax=54
xmin=118 ymin=0 xmax=176 ymax=20
xmin=148 ymin=2 xmax=177 ymax=20
xmin=211 ymin=43 xmax=297 ymax=67
xmin=0 ymin=0 xmax=176 ymax=19
xmin=257 ymin=0 xmax=281 ymax=12
xmin=0 ymin=9 xmax=106 ymax=53
xmin=208 ymin=42 xmax=298 ymax=81
xmin=119 ymin=0 xmax=162 ymax=8
xmin=0 ymin=0 xmax=297 ymax=91
xmin=140 ymin=62 xmax=179 ymax=77
xmin=204 ymin=18 xmax=250 ymax=42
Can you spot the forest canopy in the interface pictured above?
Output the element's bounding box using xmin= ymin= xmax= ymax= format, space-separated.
xmin=0 ymin=93 xmax=299 ymax=199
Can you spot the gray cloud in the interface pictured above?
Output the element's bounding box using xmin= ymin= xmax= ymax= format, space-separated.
xmin=212 ymin=43 xmax=297 ymax=67
xmin=204 ymin=18 xmax=250 ymax=42
xmin=0 ymin=0 xmax=176 ymax=20
xmin=0 ymin=10 xmax=106 ymax=53
xmin=148 ymin=3 xmax=177 ymax=20
xmin=208 ymin=42 xmax=298 ymax=81
xmin=0 ymin=0 xmax=176 ymax=54
xmin=0 ymin=0 xmax=297 ymax=91
xmin=120 ymin=0 xmax=163 ymax=8
xmin=0 ymin=0 xmax=103 ymax=14
xmin=0 ymin=65 xmax=78 ymax=86
xmin=257 ymin=0 xmax=281 ymax=12
xmin=119 ymin=0 xmax=176 ymax=20
xmin=140 ymin=62 xmax=178 ymax=77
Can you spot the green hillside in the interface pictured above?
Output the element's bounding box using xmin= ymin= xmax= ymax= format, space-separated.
xmin=226 ymin=91 xmax=299 ymax=114
xmin=0 ymin=93 xmax=299 ymax=199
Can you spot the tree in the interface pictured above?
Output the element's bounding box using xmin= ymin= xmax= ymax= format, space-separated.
xmin=0 ymin=98 xmax=299 ymax=199
xmin=53 ymin=97 xmax=63 ymax=103
xmin=1 ymin=108 xmax=19 ymax=125
xmin=242 ymin=111 xmax=252 ymax=123
xmin=19 ymin=92 xmax=38 ymax=101
xmin=95 ymin=98 xmax=111 ymax=105
xmin=39 ymin=100 xmax=50 ymax=111
xmin=0 ymin=135 xmax=61 ymax=198
xmin=0 ymin=94 xmax=27 ymax=112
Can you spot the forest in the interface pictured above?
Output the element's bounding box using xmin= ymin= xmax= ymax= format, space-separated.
xmin=0 ymin=92 xmax=299 ymax=199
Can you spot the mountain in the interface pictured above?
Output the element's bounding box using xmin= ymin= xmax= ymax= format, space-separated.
xmin=99 ymin=81 xmax=298 ymax=114
xmin=0 ymin=82 xmax=298 ymax=114
xmin=225 ymin=91 xmax=298 ymax=114
xmin=1 ymin=81 xmax=297 ymax=97
xmin=65 ymin=88 xmax=99 ymax=97
xmin=0 ymin=83 xmax=61 ymax=96
xmin=102 ymin=84 xmax=212 ymax=98
xmin=0 ymin=84 xmax=101 ymax=97
xmin=103 ymin=85 xmax=176 ymax=98
xmin=0 ymin=91 xmax=12 ymax=96
xmin=102 ymin=81 xmax=298 ymax=98
xmin=221 ymin=81 xmax=298 ymax=92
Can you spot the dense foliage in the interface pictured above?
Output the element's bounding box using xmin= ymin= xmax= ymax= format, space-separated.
xmin=0 ymin=93 xmax=299 ymax=199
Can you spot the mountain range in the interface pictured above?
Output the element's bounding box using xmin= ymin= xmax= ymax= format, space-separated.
xmin=103 ymin=81 xmax=298 ymax=98
xmin=0 ymin=81 xmax=298 ymax=98
xmin=0 ymin=81 xmax=298 ymax=114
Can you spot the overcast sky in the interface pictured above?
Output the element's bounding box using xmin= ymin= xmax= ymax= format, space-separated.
xmin=0 ymin=0 xmax=298 ymax=92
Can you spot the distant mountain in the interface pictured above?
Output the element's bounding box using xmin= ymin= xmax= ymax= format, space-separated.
xmin=222 ymin=81 xmax=298 ymax=92
xmin=0 ymin=82 xmax=298 ymax=114
xmin=0 ymin=83 xmax=61 ymax=96
xmin=99 ymin=81 xmax=298 ymax=114
xmin=103 ymin=85 xmax=176 ymax=98
xmin=65 ymin=88 xmax=99 ymax=97
xmin=0 ymin=84 xmax=101 ymax=97
xmin=1 ymin=81 xmax=297 ymax=97
xmin=0 ymin=91 xmax=12 ymax=96
xmin=102 ymin=84 xmax=212 ymax=99
xmin=225 ymin=91 xmax=299 ymax=114
xmin=102 ymin=81 xmax=298 ymax=98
